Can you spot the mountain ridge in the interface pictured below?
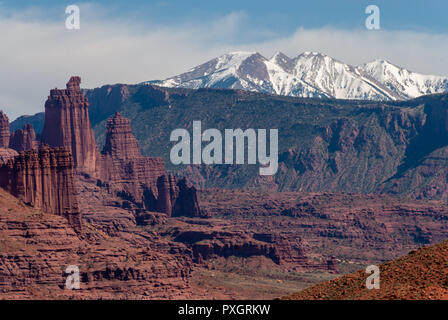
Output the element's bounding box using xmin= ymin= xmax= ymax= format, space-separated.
xmin=10 ymin=82 xmax=448 ymax=200
xmin=145 ymin=51 xmax=448 ymax=101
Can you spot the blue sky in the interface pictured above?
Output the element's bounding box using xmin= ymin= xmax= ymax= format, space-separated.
xmin=2 ymin=0 xmax=448 ymax=37
xmin=1 ymin=0 xmax=448 ymax=120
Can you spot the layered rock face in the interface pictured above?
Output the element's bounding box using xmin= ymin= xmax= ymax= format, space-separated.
xmin=41 ymin=77 xmax=99 ymax=174
xmin=99 ymin=112 xmax=204 ymax=217
xmin=0 ymin=187 xmax=196 ymax=299
xmin=0 ymin=111 xmax=10 ymax=148
xmin=0 ymin=146 xmax=82 ymax=232
xmin=377 ymin=95 xmax=448 ymax=199
xmin=9 ymin=124 xmax=38 ymax=151
xmin=199 ymin=189 xmax=448 ymax=269
xmin=0 ymin=148 xmax=18 ymax=165
xmin=174 ymin=229 xmax=281 ymax=264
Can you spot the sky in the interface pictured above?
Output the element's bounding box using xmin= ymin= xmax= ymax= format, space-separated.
xmin=1 ymin=0 xmax=448 ymax=120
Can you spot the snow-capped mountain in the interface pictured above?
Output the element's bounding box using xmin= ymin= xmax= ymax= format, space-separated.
xmin=145 ymin=51 xmax=448 ymax=101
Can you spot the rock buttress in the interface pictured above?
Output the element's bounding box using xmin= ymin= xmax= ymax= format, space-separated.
xmin=0 ymin=146 xmax=82 ymax=232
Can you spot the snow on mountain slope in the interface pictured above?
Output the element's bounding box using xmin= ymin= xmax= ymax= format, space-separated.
xmin=292 ymin=52 xmax=398 ymax=100
xmin=146 ymin=52 xmax=448 ymax=101
xmin=358 ymin=59 xmax=448 ymax=99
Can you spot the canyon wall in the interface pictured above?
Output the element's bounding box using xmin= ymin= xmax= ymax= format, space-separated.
xmin=0 ymin=146 xmax=82 ymax=232
xmin=0 ymin=187 xmax=195 ymax=299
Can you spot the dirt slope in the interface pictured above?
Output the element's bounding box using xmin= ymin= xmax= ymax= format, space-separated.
xmin=284 ymin=240 xmax=448 ymax=300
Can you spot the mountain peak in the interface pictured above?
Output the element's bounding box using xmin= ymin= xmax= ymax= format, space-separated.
xmin=223 ymin=51 xmax=258 ymax=58
xmin=362 ymin=58 xmax=397 ymax=68
xmin=269 ymin=52 xmax=294 ymax=74
xmin=302 ymin=51 xmax=321 ymax=56
xmin=270 ymin=51 xmax=289 ymax=60
xmin=296 ymin=51 xmax=341 ymax=62
xmin=298 ymin=51 xmax=334 ymax=59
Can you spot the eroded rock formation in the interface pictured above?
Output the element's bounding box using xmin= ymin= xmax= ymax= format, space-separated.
xmin=1 ymin=77 xmax=204 ymax=230
xmin=0 ymin=148 xmax=18 ymax=165
xmin=41 ymin=77 xmax=99 ymax=174
xmin=0 ymin=111 xmax=10 ymax=148
xmin=9 ymin=124 xmax=38 ymax=151
xmin=0 ymin=187 xmax=196 ymax=299
xmin=102 ymin=112 xmax=142 ymax=160
xmin=99 ymin=112 xmax=167 ymax=208
xmin=0 ymin=146 xmax=82 ymax=232
xmin=172 ymin=178 xmax=204 ymax=217
xmin=28 ymin=77 xmax=203 ymax=220
xmin=199 ymin=188 xmax=448 ymax=268
xmin=99 ymin=112 xmax=204 ymax=218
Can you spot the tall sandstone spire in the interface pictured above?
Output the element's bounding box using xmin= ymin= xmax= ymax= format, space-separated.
xmin=0 ymin=111 xmax=10 ymax=148
xmin=102 ymin=112 xmax=142 ymax=160
xmin=36 ymin=77 xmax=204 ymax=219
xmin=99 ymin=112 xmax=167 ymax=209
xmin=41 ymin=77 xmax=98 ymax=174
xmin=99 ymin=112 xmax=205 ymax=218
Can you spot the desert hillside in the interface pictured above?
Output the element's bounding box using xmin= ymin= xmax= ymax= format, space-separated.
xmin=284 ymin=239 xmax=448 ymax=300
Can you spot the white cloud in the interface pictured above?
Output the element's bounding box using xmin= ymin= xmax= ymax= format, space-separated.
xmin=1 ymin=5 xmax=448 ymax=120
xmin=250 ymin=28 xmax=448 ymax=75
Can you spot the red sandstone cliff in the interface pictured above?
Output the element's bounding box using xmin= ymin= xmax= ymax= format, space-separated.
xmin=0 ymin=111 xmax=10 ymax=148
xmin=0 ymin=110 xmax=19 ymax=174
xmin=99 ymin=112 xmax=167 ymax=209
xmin=98 ymin=112 xmax=204 ymax=218
xmin=4 ymin=77 xmax=203 ymax=228
xmin=0 ymin=146 xmax=82 ymax=232
xmin=0 ymin=187 xmax=196 ymax=299
xmin=41 ymin=77 xmax=99 ymax=175
xmin=0 ymin=148 xmax=18 ymax=165
xmin=102 ymin=112 xmax=142 ymax=160
xmin=9 ymin=124 xmax=38 ymax=151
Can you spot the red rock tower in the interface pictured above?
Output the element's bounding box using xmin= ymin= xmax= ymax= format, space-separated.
xmin=99 ymin=112 xmax=167 ymax=208
xmin=0 ymin=111 xmax=10 ymax=148
xmin=9 ymin=124 xmax=38 ymax=151
xmin=102 ymin=112 xmax=142 ymax=160
xmin=41 ymin=77 xmax=98 ymax=174
xmin=99 ymin=112 xmax=205 ymax=218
